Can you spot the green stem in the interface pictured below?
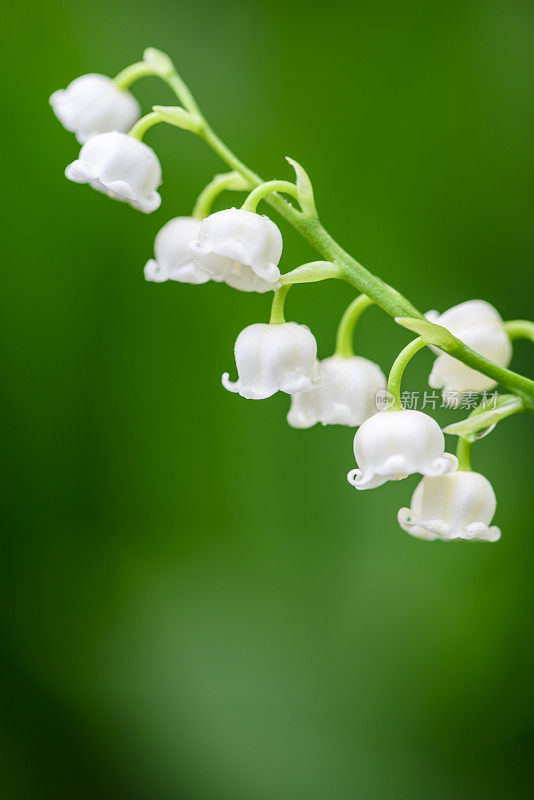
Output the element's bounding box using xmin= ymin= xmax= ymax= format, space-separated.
xmin=165 ymin=72 xmax=202 ymax=116
xmin=504 ymin=320 xmax=534 ymax=343
xmin=242 ymin=180 xmax=300 ymax=213
xmin=335 ymin=294 xmax=374 ymax=357
xmin=153 ymin=57 xmax=534 ymax=409
xmin=270 ymin=284 xmax=291 ymax=324
xmin=128 ymin=112 xmax=163 ymax=141
xmin=114 ymin=61 xmax=156 ymax=90
xmin=387 ymin=337 xmax=427 ymax=410
xmin=192 ymin=171 xmax=250 ymax=219
xmin=456 ymin=437 xmax=472 ymax=471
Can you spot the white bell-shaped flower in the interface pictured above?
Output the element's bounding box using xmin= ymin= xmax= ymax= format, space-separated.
xmin=222 ymin=322 xmax=317 ymax=399
xmin=189 ymin=208 xmax=282 ymax=292
xmin=66 ymin=132 xmax=162 ymax=213
xmin=50 ymin=74 xmax=140 ymax=144
xmin=144 ymin=217 xmax=210 ymax=284
xmin=426 ymin=300 xmax=512 ymax=402
xmin=398 ymin=471 xmax=500 ymax=542
xmin=288 ymin=355 xmax=386 ymax=428
xmin=347 ymin=409 xmax=458 ymax=490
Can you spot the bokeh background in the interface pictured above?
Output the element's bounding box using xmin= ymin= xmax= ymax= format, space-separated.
xmin=1 ymin=0 xmax=534 ymax=797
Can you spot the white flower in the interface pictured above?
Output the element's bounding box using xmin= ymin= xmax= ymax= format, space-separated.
xmin=287 ymin=355 xmax=386 ymax=428
xmin=426 ymin=300 xmax=512 ymax=402
xmin=65 ymin=132 xmax=162 ymax=213
xmin=398 ymin=471 xmax=501 ymax=542
xmin=144 ymin=217 xmax=210 ymax=284
xmin=189 ymin=208 xmax=282 ymax=292
xmin=347 ymin=409 xmax=458 ymax=490
xmin=50 ymin=74 xmax=140 ymax=144
xmin=222 ymin=322 xmax=318 ymax=399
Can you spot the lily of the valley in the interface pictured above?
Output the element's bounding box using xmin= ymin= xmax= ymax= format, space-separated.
xmin=65 ymin=131 xmax=162 ymax=213
xmin=50 ymin=74 xmax=140 ymax=144
xmin=288 ymin=355 xmax=386 ymax=428
xmin=223 ymin=322 xmax=317 ymax=399
xmin=426 ymin=300 xmax=512 ymax=403
xmin=189 ymin=208 xmax=283 ymax=292
xmin=398 ymin=471 xmax=501 ymax=542
xmin=347 ymin=409 xmax=458 ymax=490
xmin=145 ymin=217 xmax=209 ymax=283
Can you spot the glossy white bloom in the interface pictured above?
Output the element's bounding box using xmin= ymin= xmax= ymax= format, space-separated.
xmin=347 ymin=409 xmax=458 ymax=490
xmin=189 ymin=208 xmax=282 ymax=292
xmin=426 ymin=300 xmax=512 ymax=403
xmin=398 ymin=471 xmax=500 ymax=542
xmin=50 ymin=74 xmax=140 ymax=144
xmin=144 ymin=217 xmax=210 ymax=284
xmin=66 ymin=132 xmax=162 ymax=213
xmin=223 ymin=322 xmax=317 ymax=399
xmin=288 ymin=355 xmax=386 ymax=428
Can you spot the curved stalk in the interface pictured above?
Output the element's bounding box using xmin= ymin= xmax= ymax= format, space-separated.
xmin=504 ymin=320 xmax=534 ymax=343
xmin=335 ymin=294 xmax=374 ymax=357
xmin=192 ymin=171 xmax=250 ymax=219
xmin=140 ymin=53 xmax=534 ymax=409
xmin=386 ymin=337 xmax=427 ymax=410
xmin=456 ymin=437 xmax=472 ymax=471
xmin=242 ymin=180 xmax=300 ymax=213
xmin=114 ymin=61 xmax=156 ymax=90
xmin=270 ymin=285 xmax=291 ymax=324
xmin=128 ymin=111 xmax=163 ymax=140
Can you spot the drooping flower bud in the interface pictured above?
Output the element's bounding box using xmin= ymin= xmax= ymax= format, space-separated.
xmin=144 ymin=217 xmax=210 ymax=284
xmin=347 ymin=409 xmax=458 ymax=490
xmin=287 ymin=355 xmax=386 ymax=428
xmin=398 ymin=471 xmax=500 ymax=542
xmin=50 ymin=74 xmax=140 ymax=144
xmin=426 ymin=300 xmax=512 ymax=403
xmin=65 ymin=132 xmax=162 ymax=213
xmin=222 ymin=322 xmax=318 ymax=399
xmin=189 ymin=208 xmax=282 ymax=292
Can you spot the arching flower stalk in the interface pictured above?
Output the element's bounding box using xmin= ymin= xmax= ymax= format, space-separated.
xmin=51 ymin=47 xmax=534 ymax=543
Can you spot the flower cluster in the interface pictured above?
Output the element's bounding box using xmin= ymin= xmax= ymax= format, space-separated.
xmin=50 ymin=50 xmax=529 ymax=546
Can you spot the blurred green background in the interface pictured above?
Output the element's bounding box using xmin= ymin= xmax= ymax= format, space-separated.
xmin=1 ymin=0 xmax=534 ymax=797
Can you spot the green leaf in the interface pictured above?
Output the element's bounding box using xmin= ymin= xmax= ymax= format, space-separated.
xmin=285 ymin=157 xmax=317 ymax=218
xmin=443 ymin=395 xmax=524 ymax=439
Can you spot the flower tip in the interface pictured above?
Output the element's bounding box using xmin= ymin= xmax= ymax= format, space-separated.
xmin=221 ymin=372 xmax=239 ymax=393
xmin=140 ymin=192 xmax=161 ymax=214
xmin=144 ymin=259 xmax=166 ymax=282
xmin=397 ymin=507 xmax=420 ymax=535
xmin=49 ymin=89 xmax=62 ymax=107
xmin=65 ymin=160 xmax=88 ymax=183
xmin=347 ymin=468 xmax=364 ymax=489
xmin=429 ymin=453 xmax=458 ymax=476
xmin=487 ymin=526 xmax=501 ymax=543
